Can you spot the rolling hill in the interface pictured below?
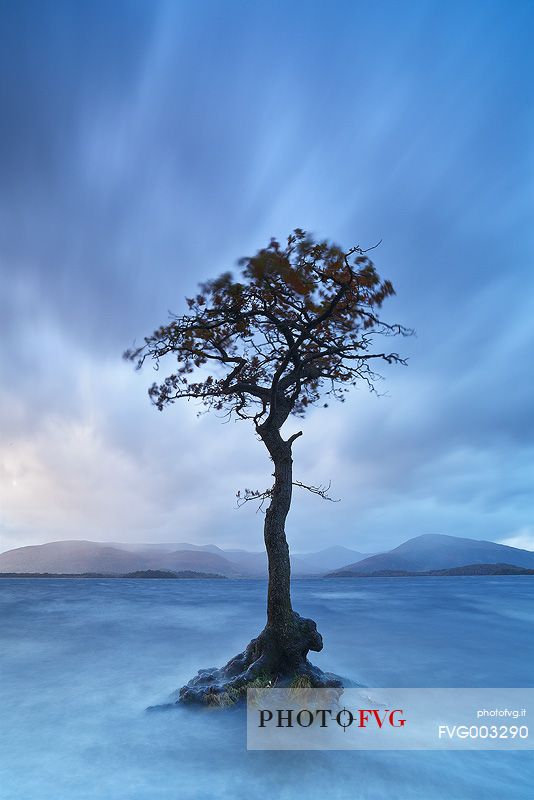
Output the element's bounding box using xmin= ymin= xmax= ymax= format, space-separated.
xmin=0 ymin=541 xmax=242 ymax=576
xmin=327 ymin=534 xmax=534 ymax=576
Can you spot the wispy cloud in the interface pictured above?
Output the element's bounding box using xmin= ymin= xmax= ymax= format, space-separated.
xmin=499 ymin=527 xmax=534 ymax=553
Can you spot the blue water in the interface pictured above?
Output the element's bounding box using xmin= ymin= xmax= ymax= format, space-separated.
xmin=0 ymin=577 xmax=533 ymax=799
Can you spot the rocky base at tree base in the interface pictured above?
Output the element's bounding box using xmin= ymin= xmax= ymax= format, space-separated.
xmin=177 ymin=612 xmax=346 ymax=706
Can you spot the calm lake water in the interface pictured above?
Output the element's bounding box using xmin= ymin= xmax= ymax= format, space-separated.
xmin=0 ymin=577 xmax=533 ymax=799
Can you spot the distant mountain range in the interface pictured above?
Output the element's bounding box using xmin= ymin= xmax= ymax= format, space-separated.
xmin=1 ymin=533 xmax=533 ymax=578
xmin=0 ymin=540 xmax=369 ymax=577
xmin=326 ymin=534 xmax=534 ymax=576
xmin=0 ymin=541 xmax=242 ymax=576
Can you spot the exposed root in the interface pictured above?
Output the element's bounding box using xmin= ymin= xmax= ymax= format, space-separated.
xmin=178 ymin=612 xmax=344 ymax=706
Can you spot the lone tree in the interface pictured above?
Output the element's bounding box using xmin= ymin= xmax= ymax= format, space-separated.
xmin=125 ymin=229 xmax=410 ymax=703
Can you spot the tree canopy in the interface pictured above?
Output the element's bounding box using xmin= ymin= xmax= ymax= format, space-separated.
xmin=124 ymin=229 xmax=411 ymax=431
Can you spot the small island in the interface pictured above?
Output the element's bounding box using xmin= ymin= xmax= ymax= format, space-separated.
xmin=123 ymin=570 xmax=227 ymax=579
xmin=327 ymin=563 xmax=534 ymax=578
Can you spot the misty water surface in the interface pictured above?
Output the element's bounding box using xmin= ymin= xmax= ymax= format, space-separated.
xmin=0 ymin=577 xmax=533 ymax=799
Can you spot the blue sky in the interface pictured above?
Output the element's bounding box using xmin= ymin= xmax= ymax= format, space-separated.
xmin=0 ymin=0 xmax=533 ymax=554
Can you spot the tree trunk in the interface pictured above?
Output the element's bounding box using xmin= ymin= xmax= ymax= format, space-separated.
xmin=262 ymin=428 xmax=294 ymax=628
xmin=177 ymin=422 xmax=343 ymax=705
xmin=231 ymin=423 xmax=324 ymax=675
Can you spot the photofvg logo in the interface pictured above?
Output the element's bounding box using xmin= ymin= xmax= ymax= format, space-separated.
xmin=258 ymin=706 xmax=406 ymax=731
xmin=247 ymin=688 xmax=534 ymax=750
